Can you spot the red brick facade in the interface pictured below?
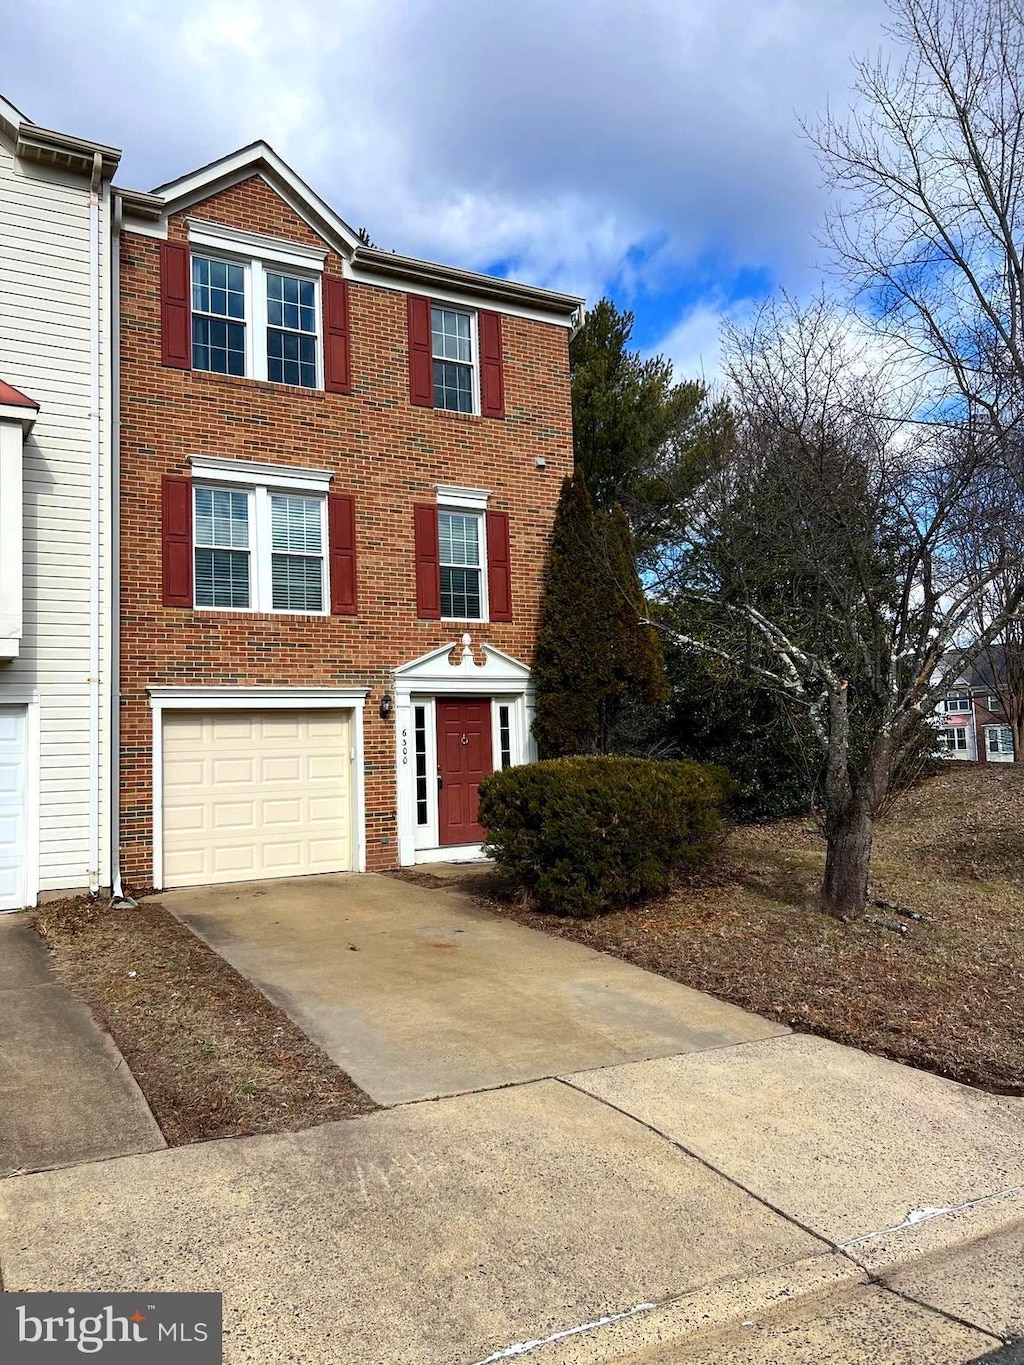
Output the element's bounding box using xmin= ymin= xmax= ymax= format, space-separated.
xmin=118 ymin=172 xmax=574 ymax=884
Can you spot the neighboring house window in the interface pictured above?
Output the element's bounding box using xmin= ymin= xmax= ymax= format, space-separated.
xmin=937 ymin=726 xmax=968 ymax=752
xmin=193 ymin=482 xmax=326 ymax=614
xmin=987 ymin=694 xmax=1003 ymax=712
xmin=432 ymin=306 xmax=474 ymax=413
xmin=266 ymin=272 xmax=318 ymax=388
xmin=944 ymin=693 xmax=972 ymax=714
xmin=986 ymin=724 xmax=1014 ymax=756
xmin=192 ymin=257 xmax=246 ymax=377
xmin=439 ymin=509 xmax=483 ymax=619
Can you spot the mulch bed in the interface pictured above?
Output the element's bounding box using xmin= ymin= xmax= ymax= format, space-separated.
xmin=34 ymin=897 xmax=377 ymax=1145
xmin=479 ymin=765 xmax=1024 ymax=1096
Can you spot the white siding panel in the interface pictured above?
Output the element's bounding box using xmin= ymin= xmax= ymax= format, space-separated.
xmin=0 ymin=132 xmax=112 ymax=897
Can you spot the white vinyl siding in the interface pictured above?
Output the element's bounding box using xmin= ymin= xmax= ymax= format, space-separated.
xmin=0 ymin=134 xmax=112 ymax=896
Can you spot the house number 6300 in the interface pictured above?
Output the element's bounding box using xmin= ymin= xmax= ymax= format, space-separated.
xmin=401 ymin=728 xmax=408 ymax=765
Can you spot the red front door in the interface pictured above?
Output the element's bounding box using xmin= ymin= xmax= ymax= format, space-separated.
xmin=437 ymin=699 xmax=493 ymax=845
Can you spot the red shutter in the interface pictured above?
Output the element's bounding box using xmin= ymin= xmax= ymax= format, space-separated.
xmin=162 ymin=475 xmax=192 ymax=607
xmin=323 ymin=276 xmax=352 ymax=394
xmin=479 ymin=310 xmax=505 ymax=418
xmin=486 ymin=510 xmax=513 ymax=621
xmin=160 ymin=242 xmax=191 ymax=369
xmin=407 ymin=294 xmax=433 ymax=407
xmin=329 ymin=493 xmax=358 ymax=615
xmin=414 ymin=503 xmax=441 ymax=618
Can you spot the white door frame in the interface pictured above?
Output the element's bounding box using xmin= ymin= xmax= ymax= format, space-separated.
xmin=393 ymin=637 xmax=535 ymax=866
xmin=148 ymin=686 xmax=369 ymax=890
xmin=0 ymin=691 xmax=40 ymax=911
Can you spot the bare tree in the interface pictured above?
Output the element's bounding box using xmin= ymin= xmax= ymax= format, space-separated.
xmin=811 ymin=0 xmax=1024 ymax=457
xmin=646 ymin=296 xmax=1024 ymax=920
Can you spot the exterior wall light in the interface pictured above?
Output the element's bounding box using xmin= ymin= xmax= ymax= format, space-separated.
xmin=379 ymin=693 xmax=394 ymax=721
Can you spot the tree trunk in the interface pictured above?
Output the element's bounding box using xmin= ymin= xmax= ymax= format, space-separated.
xmin=820 ymin=796 xmax=874 ymax=921
xmin=819 ymin=725 xmax=892 ymax=922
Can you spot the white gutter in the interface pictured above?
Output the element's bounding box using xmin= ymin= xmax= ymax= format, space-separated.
xmin=88 ymin=151 xmax=102 ymax=894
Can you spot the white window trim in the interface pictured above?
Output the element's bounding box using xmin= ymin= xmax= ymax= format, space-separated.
xmin=435 ymin=485 xmax=490 ymax=624
xmin=191 ymin=475 xmax=330 ymax=616
xmin=188 ymin=228 xmax=324 ymax=389
xmin=437 ymin=505 xmax=488 ymax=624
xmin=147 ymin=686 xmax=369 ymax=890
xmin=436 ymin=484 xmax=490 ymax=511
xmin=987 ymin=695 xmax=1003 ymax=712
xmin=430 ymin=303 xmax=480 ymax=415
xmin=944 ymin=694 xmax=972 ymax=714
xmin=187 ymin=218 xmax=328 ymax=272
xmin=189 ymin=454 xmax=332 ymax=493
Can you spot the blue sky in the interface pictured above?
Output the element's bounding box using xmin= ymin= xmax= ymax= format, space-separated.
xmin=1 ymin=0 xmax=893 ymax=382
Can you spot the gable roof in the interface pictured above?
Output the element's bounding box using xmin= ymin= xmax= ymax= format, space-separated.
xmin=147 ymin=140 xmax=363 ymax=254
xmin=118 ymin=141 xmax=583 ymax=323
xmin=941 ymin=646 xmax=1010 ymax=691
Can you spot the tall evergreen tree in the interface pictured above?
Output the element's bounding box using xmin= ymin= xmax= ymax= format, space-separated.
xmin=532 ymin=473 xmax=668 ymax=757
xmin=570 ymin=299 xmax=717 ymax=552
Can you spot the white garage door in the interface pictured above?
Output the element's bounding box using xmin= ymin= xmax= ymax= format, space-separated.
xmin=0 ymin=708 xmax=27 ymax=911
xmin=162 ymin=710 xmax=352 ymax=889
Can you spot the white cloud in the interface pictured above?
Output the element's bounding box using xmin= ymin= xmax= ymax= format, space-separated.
xmin=3 ymin=0 xmax=894 ymax=320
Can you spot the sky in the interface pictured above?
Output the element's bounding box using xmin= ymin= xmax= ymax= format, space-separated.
xmin=1 ymin=0 xmax=894 ymax=383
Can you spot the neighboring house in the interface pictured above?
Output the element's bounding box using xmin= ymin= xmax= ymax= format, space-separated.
xmin=0 ymin=97 xmax=119 ymax=910
xmin=935 ymin=648 xmax=1016 ymax=763
xmin=115 ymin=143 xmax=581 ymax=890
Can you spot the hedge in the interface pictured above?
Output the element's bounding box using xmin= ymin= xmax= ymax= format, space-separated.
xmin=478 ymin=755 xmax=731 ymax=917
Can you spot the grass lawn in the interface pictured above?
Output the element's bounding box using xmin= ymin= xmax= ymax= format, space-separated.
xmin=481 ymin=764 xmax=1024 ymax=1095
xmin=35 ymin=898 xmax=376 ymax=1144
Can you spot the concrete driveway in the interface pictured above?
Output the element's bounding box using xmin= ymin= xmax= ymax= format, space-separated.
xmin=158 ymin=872 xmax=787 ymax=1104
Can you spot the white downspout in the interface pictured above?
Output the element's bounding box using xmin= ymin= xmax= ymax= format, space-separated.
xmin=111 ymin=193 xmax=126 ymax=903
xmin=88 ymin=152 xmax=102 ymax=894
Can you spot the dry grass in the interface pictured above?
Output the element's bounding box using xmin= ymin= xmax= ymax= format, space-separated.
xmin=35 ymin=897 xmax=377 ymax=1145
xmin=481 ymin=764 xmax=1024 ymax=1095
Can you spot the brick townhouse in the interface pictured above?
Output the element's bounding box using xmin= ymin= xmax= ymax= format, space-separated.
xmin=114 ymin=143 xmax=581 ymax=890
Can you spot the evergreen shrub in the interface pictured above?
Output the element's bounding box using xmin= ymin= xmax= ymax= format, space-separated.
xmin=479 ymin=756 xmax=731 ymax=917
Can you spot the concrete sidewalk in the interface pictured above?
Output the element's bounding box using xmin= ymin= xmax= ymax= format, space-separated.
xmin=159 ymin=873 xmax=787 ymax=1104
xmin=0 ymin=1043 xmax=1020 ymax=1362
xmin=0 ymin=914 xmax=165 ymax=1176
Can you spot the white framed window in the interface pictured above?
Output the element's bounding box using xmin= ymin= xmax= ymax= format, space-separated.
xmin=431 ymin=305 xmax=476 ymax=413
xmin=986 ymin=724 xmax=1014 ymax=756
xmin=192 ymin=257 xmax=246 ymax=377
xmin=266 ymin=272 xmax=318 ymax=387
xmin=187 ymin=222 xmax=325 ymax=389
xmin=439 ymin=508 xmax=485 ymax=621
xmin=937 ymin=726 xmax=968 ymax=752
xmin=986 ymin=694 xmax=1003 ymax=713
xmin=943 ymin=693 xmax=972 ymax=714
xmin=192 ymin=477 xmax=327 ymax=614
xmin=194 ymin=487 xmax=251 ymax=607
